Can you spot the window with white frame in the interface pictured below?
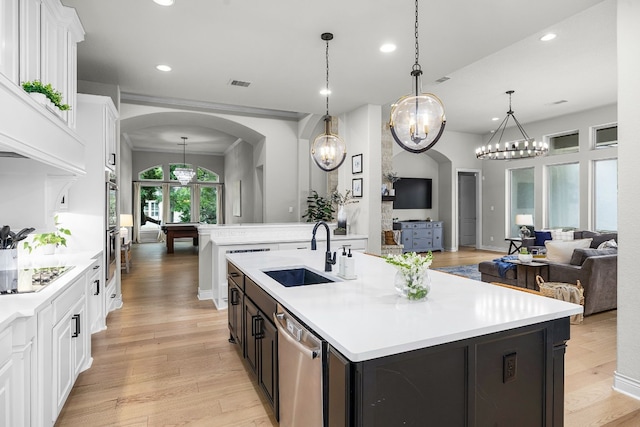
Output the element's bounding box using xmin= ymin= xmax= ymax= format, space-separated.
xmin=593 ymin=124 xmax=618 ymax=149
xmin=547 ymin=131 xmax=579 ymax=155
xmin=594 ymin=159 xmax=617 ymax=232
xmin=509 ymin=168 xmax=534 ymax=237
xmin=547 ymin=163 xmax=580 ymax=229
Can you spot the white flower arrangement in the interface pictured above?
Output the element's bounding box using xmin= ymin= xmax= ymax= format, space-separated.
xmin=385 ymin=251 xmax=433 ymax=300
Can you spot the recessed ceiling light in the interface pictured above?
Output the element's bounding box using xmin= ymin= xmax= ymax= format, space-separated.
xmin=540 ymin=33 xmax=556 ymax=42
xmin=380 ymin=43 xmax=396 ymax=53
xmin=319 ymin=88 xmax=331 ymax=96
xmin=156 ymin=64 xmax=172 ymax=72
xmin=491 ymin=117 xmax=500 ymax=121
xmin=153 ymin=0 xmax=175 ymax=6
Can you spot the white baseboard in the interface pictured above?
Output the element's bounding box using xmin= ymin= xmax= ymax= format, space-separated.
xmin=478 ymin=244 xmax=507 ymax=253
xmin=613 ymin=371 xmax=640 ymax=401
xmin=198 ymin=289 xmax=213 ymax=301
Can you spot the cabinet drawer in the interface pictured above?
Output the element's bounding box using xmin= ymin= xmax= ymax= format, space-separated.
xmin=52 ymin=277 xmax=85 ymax=324
xmin=432 ymin=222 xmax=442 ymax=228
xmin=227 ymin=262 xmax=244 ymax=290
xmin=412 ymin=238 xmax=432 ymax=249
xmin=413 ymin=229 xmax=432 ymax=239
xmin=245 ymin=276 xmax=277 ymax=322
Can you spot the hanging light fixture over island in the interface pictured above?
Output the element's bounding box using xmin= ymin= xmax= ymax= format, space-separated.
xmin=389 ymin=0 xmax=446 ymax=154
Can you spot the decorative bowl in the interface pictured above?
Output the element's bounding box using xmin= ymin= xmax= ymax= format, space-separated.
xmin=518 ymin=253 xmax=533 ymax=263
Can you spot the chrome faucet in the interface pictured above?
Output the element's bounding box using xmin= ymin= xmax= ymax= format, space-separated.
xmin=311 ymin=221 xmax=336 ymax=272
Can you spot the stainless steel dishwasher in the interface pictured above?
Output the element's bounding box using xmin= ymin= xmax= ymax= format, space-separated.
xmin=274 ymin=304 xmax=324 ymax=427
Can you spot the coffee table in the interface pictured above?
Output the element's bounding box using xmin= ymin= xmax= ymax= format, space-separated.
xmin=506 ymin=260 xmax=549 ymax=290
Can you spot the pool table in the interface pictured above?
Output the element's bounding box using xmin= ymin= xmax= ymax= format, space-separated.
xmin=161 ymin=223 xmax=200 ymax=253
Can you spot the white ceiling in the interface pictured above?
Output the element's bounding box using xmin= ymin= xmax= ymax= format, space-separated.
xmin=61 ymin=0 xmax=616 ymax=155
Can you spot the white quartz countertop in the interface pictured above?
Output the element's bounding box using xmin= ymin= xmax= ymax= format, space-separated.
xmin=226 ymin=249 xmax=583 ymax=362
xmin=0 ymin=250 xmax=100 ymax=331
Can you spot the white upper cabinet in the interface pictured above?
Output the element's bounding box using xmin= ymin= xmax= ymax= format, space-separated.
xmin=0 ymin=0 xmax=85 ymax=175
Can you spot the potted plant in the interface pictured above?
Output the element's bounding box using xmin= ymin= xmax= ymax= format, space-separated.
xmin=302 ymin=190 xmax=334 ymax=223
xmin=24 ymin=216 xmax=71 ymax=255
xmin=21 ymin=80 xmax=71 ymax=111
xmin=330 ymin=189 xmax=358 ymax=235
xmin=518 ymin=247 xmax=533 ymax=263
xmin=383 ymin=172 xmax=401 ymax=196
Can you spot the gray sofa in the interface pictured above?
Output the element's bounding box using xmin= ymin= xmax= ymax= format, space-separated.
xmin=479 ymin=230 xmax=617 ymax=316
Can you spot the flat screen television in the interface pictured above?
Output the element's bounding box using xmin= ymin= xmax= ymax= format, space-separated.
xmin=393 ymin=178 xmax=432 ymax=209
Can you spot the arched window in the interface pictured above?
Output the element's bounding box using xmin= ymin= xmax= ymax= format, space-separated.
xmin=139 ymin=165 xmax=163 ymax=180
xmin=197 ymin=167 xmax=218 ymax=182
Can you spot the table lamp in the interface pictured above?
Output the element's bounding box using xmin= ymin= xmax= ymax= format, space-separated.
xmin=515 ymin=214 xmax=534 ymax=239
xmin=120 ymin=214 xmax=134 ymax=243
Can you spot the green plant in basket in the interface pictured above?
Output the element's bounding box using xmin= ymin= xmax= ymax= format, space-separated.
xmin=385 ymin=251 xmax=433 ymax=300
xmin=21 ymin=80 xmax=71 ymax=111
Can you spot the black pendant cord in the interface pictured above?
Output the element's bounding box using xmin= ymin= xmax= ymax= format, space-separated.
xmin=414 ymin=0 xmax=420 ymax=68
xmin=181 ymin=136 xmax=187 ymax=166
xmin=325 ymin=37 xmax=330 ymax=117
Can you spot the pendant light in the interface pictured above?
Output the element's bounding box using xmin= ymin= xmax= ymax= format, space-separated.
xmin=475 ymin=91 xmax=549 ymax=160
xmin=311 ymin=32 xmax=347 ymax=171
xmin=389 ymin=0 xmax=446 ymax=153
xmin=174 ymin=136 xmax=195 ymax=185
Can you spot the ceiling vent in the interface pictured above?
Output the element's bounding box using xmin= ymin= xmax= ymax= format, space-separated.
xmin=228 ymin=79 xmax=251 ymax=88
xmin=435 ymin=76 xmax=450 ymax=84
xmin=551 ymin=99 xmax=568 ymax=105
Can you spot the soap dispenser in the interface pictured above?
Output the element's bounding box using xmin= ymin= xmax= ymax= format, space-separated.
xmin=338 ymin=246 xmax=347 ymax=277
xmin=344 ymin=247 xmax=356 ymax=279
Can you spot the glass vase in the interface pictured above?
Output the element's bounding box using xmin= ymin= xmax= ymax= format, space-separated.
xmin=337 ymin=204 xmax=347 ymax=230
xmin=394 ymin=269 xmax=431 ymax=301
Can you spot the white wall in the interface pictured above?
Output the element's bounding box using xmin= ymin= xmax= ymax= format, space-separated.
xmin=224 ymin=140 xmax=255 ymax=223
xmin=343 ymin=104 xmax=382 ymax=254
xmin=615 ymin=0 xmax=640 ymax=400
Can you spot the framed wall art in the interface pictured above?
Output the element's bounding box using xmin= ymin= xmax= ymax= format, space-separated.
xmin=352 ymin=154 xmax=363 ymax=174
xmin=352 ymin=178 xmax=363 ymax=197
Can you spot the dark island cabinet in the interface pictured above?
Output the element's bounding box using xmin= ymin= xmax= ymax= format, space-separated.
xmin=227 ymin=264 xmax=243 ymax=349
xmin=227 ymin=262 xmax=279 ymax=419
xmin=327 ymin=318 xmax=570 ymax=427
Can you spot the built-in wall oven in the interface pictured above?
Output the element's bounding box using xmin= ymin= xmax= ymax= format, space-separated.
xmin=106 ymin=173 xmax=118 ymax=282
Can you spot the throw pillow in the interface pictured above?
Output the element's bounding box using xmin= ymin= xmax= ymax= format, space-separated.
xmin=550 ymin=230 xmax=575 ymax=241
xmin=534 ymin=231 xmax=553 ymax=246
xmin=597 ymin=239 xmax=618 ymax=250
xmin=569 ymin=247 xmax=618 ymax=265
xmin=590 ymin=233 xmax=617 ymax=248
xmin=545 ymin=238 xmax=592 ymax=263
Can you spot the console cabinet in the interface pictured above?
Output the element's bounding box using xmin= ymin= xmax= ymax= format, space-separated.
xmin=394 ymin=221 xmax=443 ymax=253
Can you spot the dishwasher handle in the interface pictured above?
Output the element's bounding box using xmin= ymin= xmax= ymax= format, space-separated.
xmin=274 ymin=312 xmax=320 ymax=360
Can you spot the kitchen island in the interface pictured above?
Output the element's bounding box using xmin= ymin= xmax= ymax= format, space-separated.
xmin=227 ymin=249 xmax=582 ymax=426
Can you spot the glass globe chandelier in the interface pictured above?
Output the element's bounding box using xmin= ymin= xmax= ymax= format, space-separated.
xmin=389 ymin=0 xmax=446 ymax=153
xmin=311 ymin=32 xmax=347 ymax=171
xmin=174 ymin=136 xmax=195 ymax=185
xmin=475 ymin=91 xmax=549 ymax=160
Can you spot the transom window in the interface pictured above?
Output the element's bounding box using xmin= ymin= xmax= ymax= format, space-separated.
xmin=593 ymin=124 xmax=618 ymax=149
xmin=547 ymin=131 xmax=579 ymax=155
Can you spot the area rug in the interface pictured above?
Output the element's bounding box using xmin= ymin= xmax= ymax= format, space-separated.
xmin=433 ymin=264 xmax=481 ymax=281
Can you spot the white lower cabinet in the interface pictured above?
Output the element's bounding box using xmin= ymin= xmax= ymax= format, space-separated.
xmin=51 ymin=277 xmax=89 ymax=419
xmin=0 ymin=327 xmax=13 ymax=427
xmin=87 ymin=257 xmax=106 ymax=333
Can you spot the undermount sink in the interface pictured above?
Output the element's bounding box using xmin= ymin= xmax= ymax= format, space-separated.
xmin=263 ymin=267 xmax=336 ymax=287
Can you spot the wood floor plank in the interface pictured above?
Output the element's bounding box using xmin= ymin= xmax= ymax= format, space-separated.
xmin=55 ymin=244 xmax=640 ymax=426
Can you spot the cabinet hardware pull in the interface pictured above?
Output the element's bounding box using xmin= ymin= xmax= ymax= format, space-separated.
xmin=109 ymin=153 xmax=116 ymax=165
xmin=231 ymin=288 xmax=240 ymax=305
xmin=93 ymin=265 xmax=100 ymax=270
xmin=72 ymin=314 xmax=81 ymax=338
xmin=94 ymin=279 xmax=100 ymax=295
xmin=251 ymin=315 xmax=258 ymax=337
xmin=255 ymin=316 xmax=265 ymax=339
xmin=229 ymin=272 xmax=240 ymax=278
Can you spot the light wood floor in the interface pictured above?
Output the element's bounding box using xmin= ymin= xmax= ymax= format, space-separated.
xmin=55 ymin=244 xmax=640 ymax=426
